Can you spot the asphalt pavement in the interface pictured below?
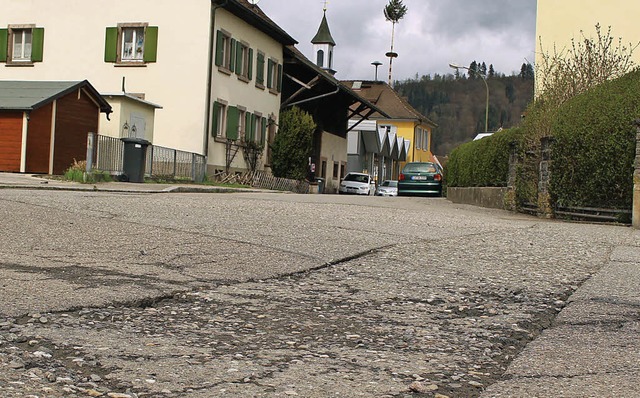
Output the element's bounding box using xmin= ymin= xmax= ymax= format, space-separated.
xmin=0 ymin=172 xmax=639 ymax=398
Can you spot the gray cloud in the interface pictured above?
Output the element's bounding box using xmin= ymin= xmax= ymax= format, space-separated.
xmin=259 ymin=0 xmax=536 ymax=80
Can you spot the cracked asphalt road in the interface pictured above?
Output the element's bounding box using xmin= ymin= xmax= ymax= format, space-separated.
xmin=0 ymin=189 xmax=637 ymax=397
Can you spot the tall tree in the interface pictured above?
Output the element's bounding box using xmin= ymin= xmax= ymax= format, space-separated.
xmin=384 ymin=0 xmax=408 ymax=85
xmin=488 ymin=64 xmax=495 ymax=78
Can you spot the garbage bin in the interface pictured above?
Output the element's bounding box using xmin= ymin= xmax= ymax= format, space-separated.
xmin=316 ymin=177 xmax=325 ymax=194
xmin=121 ymin=137 xmax=150 ymax=183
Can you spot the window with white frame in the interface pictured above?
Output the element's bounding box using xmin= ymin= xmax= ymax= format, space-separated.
xmin=121 ymin=27 xmax=145 ymax=61
xmin=212 ymin=101 xmax=227 ymax=137
xmin=215 ymin=29 xmax=233 ymax=71
xmin=266 ymin=58 xmax=282 ymax=93
xmin=238 ymin=107 xmax=246 ymax=140
xmin=12 ymin=28 xmax=31 ymax=61
xmin=235 ymin=41 xmax=252 ymax=82
xmin=254 ymin=114 xmax=263 ymax=143
xmin=415 ymin=127 xmax=422 ymax=150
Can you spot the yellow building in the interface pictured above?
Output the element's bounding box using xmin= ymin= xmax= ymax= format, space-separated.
xmin=535 ymin=0 xmax=640 ymax=94
xmin=344 ymin=80 xmax=437 ymax=182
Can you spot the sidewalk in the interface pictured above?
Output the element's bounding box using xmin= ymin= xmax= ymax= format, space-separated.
xmin=0 ymin=172 xmax=266 ymax=194
xmin=482 ymin=243 xmax=640 ymax=397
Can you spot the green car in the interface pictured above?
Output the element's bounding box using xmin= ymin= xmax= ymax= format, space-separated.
xmin=397 ymin=162 xmax=443 ymax=196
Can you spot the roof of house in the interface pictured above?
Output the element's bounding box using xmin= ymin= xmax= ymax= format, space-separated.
xmin=218 ymin=0 xmax=297 ymax=46
xmin=283 ymin=46 xmax=389 ymax=118
xmin=311 ymin=12 xmax=336 ymax=46
xmin=342 ymin=80 xmax=437 ymax=127
xmin=0 ymin=80 xmax=112 ymax=114
xmin=101 ymin=92 xmax=163 ymax=109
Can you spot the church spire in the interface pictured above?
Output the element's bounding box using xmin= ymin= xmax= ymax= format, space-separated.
xmin=312 ymin=6 xmax=336 ymax=75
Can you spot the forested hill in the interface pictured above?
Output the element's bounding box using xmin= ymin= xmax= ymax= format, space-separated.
xmin=394 ymin=63 xmax=535 ymax=155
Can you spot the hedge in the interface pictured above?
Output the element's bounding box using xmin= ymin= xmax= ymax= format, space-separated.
xmin=550 ymin=69 xmax=640 ymax=210
xmin=446 ymin=127 xmax=525 ymax=187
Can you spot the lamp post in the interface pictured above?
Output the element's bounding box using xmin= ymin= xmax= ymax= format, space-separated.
xmin=449 ymin=63 xmax=489 ymax=133
xmin=371 ymin=61 xmax=382 ymax=81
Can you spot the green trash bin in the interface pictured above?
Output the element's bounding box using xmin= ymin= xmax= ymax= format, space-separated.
xmin=121 ymin=138 xmax=150 ymax=183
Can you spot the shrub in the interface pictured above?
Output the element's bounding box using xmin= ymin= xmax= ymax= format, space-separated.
xmin=549 ymin=69 xmax=640 ymax=209
xmin=63 ymin=160 xmax=112 ymax=183
xmin=270 ymin=107 xmax=316 ymax=180
xmin=446 ymin=127 xmax=525 ymax=187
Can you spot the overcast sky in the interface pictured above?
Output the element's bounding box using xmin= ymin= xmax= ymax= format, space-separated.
xmin=259 ymin=0 xmax=537 ymax=81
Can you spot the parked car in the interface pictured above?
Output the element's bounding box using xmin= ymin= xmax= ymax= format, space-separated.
xmin=339 ymin=172 xmax=374 ymax=195
xmin=397 ymin=162 xmax=443 ymax=196
xmin=375 ymin=180 xmax=398 ymax=196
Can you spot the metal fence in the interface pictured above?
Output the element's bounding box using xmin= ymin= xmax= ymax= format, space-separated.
xmin=94 ymin=134 xmax=206 ymax=182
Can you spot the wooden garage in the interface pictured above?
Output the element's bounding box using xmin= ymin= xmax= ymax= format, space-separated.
xmin=0 ymin=80 xmax=111 ymax=174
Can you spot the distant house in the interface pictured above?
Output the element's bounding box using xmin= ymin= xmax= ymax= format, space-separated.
xmin=535 ymin=0 xmax=640 ymax=95
xmin=343 ymin=80 xmax=437 ymax=183
xmin=0 ymin=80 xmax=111 ymax=174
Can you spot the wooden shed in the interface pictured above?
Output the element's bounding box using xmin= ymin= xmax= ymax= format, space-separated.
xmin=0 ymin=80 xmax=111 ymax=174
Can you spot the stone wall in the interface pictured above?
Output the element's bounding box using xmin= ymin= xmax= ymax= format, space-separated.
xmin=447 ymin=187 xmax=509 ymax=210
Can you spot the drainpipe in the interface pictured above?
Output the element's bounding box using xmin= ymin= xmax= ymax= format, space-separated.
xmin=204 ymin=0 xmax=229 ymax=162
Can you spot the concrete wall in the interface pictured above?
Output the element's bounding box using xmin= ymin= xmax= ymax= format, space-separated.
xmin=447 ymin=187 xmax=509 ymax=210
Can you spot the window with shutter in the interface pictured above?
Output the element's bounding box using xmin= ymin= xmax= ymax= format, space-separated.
xmin=5 ymin=24 xmax=44 ymax=64
xmin=105 ymin=23 xmax=158 ymax=65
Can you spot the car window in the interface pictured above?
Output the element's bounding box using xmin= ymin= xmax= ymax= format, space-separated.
xmin=389 ymin=181 xmax=398 ymax=187
xmin=403 ymin=163 xmax=437 ymax=173
xmin=344 ymin=174 xmax=369 ymax=183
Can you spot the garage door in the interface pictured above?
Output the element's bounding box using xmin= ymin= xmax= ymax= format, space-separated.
xmin=0 ymin=113 xmax=23 ymax=172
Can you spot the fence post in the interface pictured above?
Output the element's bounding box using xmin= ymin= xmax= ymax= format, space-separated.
xmin=633 ymin=120 xmax=640 ymax=228
xmin=537 ymin=136 xmax=555 ymax=218
xmin=173 ymin=149 xmax=177 ymax=178
xmin=504 ymin=140 xmax=519 ymax=211
xmin=86 ymin=132 xmax=96 ymax=173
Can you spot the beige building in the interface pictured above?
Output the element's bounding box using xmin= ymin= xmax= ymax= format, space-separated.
xmin=1 ymin=0 xmax=295 ymax=174
xmin=535 ymin=0 xmax=640 ymax=94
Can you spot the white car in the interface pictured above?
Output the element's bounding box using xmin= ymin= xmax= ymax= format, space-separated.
xmin=339 ymin=172 xmax=374 ymax=195
xmin=375 ymin=180 xmax=398 ymax=196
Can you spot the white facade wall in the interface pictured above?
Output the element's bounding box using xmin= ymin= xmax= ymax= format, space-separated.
xmin=208 ymin=8 xmax=282 ymax=172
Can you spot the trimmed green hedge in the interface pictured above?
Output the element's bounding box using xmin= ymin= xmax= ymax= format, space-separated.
xmin=446 ymin=127 xmax=525 ymax=187
xmin=550 ymin=69 xmax=640 ymax=210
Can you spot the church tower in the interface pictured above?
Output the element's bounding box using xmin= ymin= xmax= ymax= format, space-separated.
xmin=311 ymin=6 xmax=336 ymax=75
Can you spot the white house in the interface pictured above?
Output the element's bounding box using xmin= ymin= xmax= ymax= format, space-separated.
xmin=1 ymin=0 xmax=296 ymax=174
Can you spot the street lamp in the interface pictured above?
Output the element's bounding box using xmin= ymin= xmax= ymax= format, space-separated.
xmin=449 ymin=63 xmax=489 ymax=133
xmin=371 ymin=61 xmax=382 ymax=81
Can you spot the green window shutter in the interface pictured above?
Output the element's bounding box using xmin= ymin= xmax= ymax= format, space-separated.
xmin=226 ymin=106 xmax=239 ymax=140
xmin=256 ymin=53 xmax=264 ymax=85
xmin=229 ymin=38 xmax=236 ymax=71
xmin=30 ymin=28 xmax=44 ymax=62
xmin=143 ymin=26 xmax=158 ymax=63
xmin=215 ymin=30 xmax=224 ymax=66
xmin=267 ymin=59 xmax=274 ymax=88
xmin=261 ymin=117 xmax=267 ymax=145
xmin=104 ymin=27 xmax=118 ymax=63
xmin=0 ymin=29 xmax=7 ymax=63
xmin=235 ymin=42 xmax=243 ymax=75
xmin=251 ymin=114 xmax=257 ymax=142
xmin=211 ymin=101 xmax=221 ymax=137
xmin=277 ymin=63 xmax=283 ymax=92
xmin=247 ymin=48 xmax=253 ymax=80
